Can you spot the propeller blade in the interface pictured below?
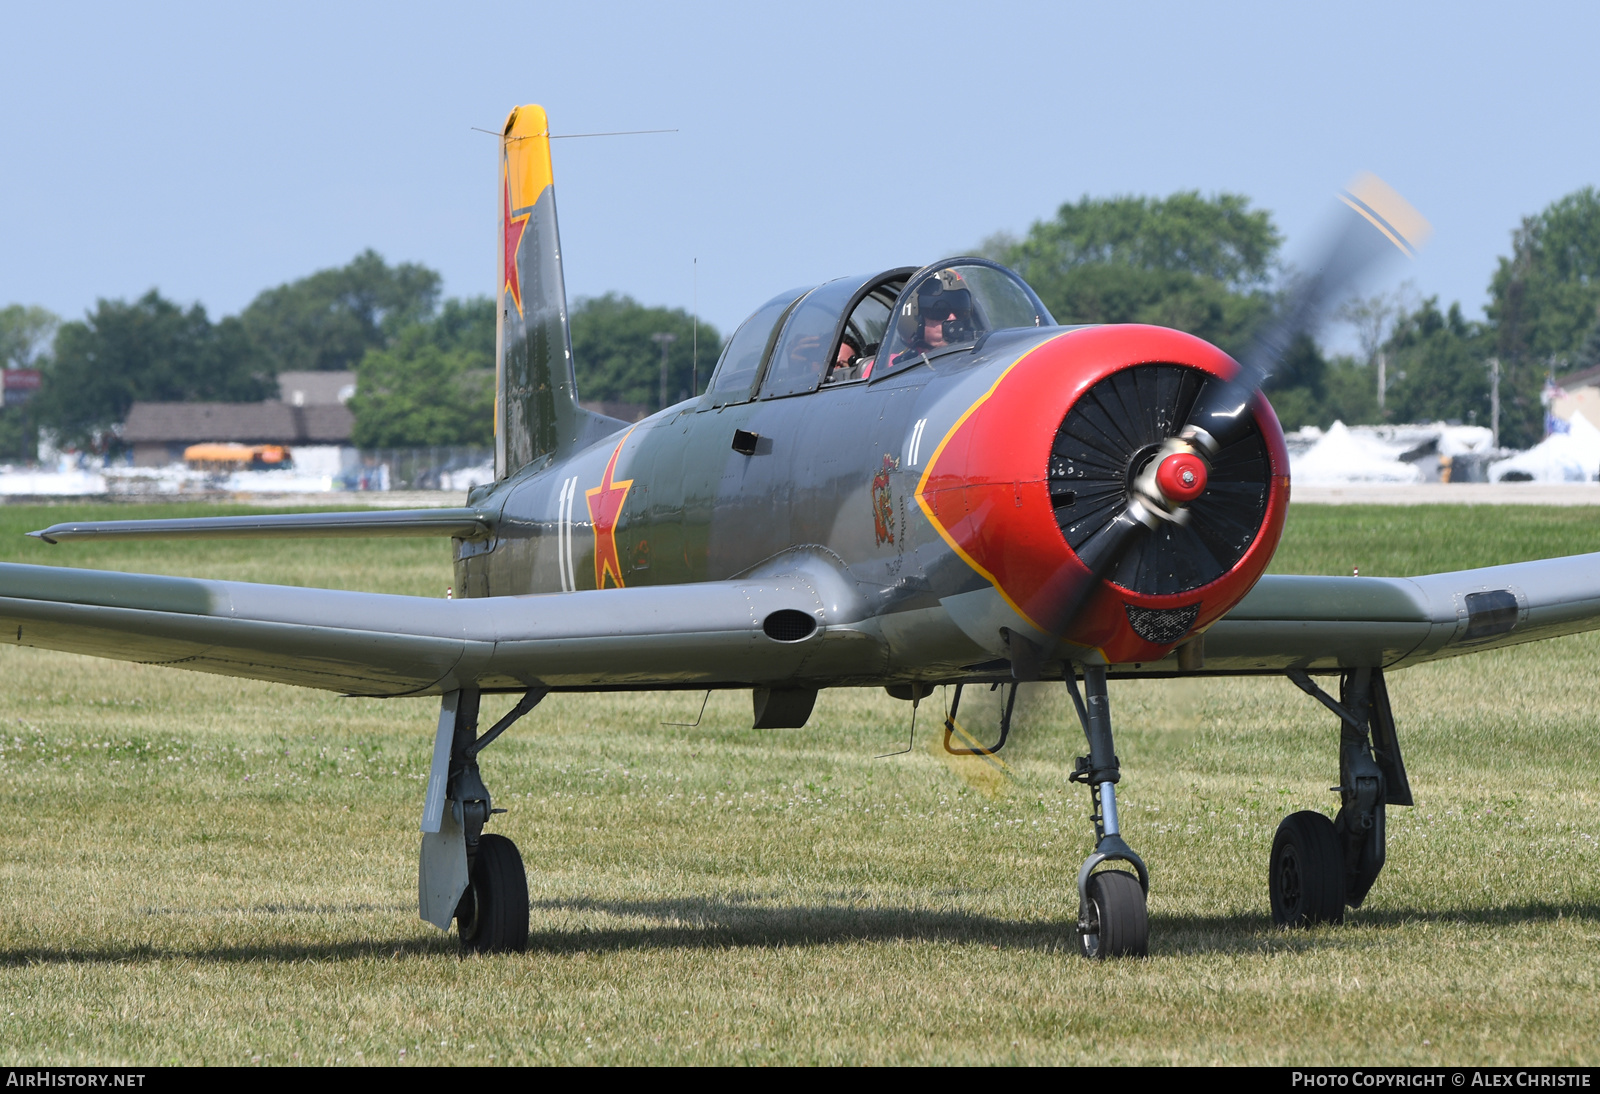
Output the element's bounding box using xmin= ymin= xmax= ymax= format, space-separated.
xmin=1072 ymin=501 xmax=1154 ymax=581
xmin=1037 ymin=175 xmax=1430 ymax=660
xmin=1184 ymin=173 xmax=1431 ymax=456
xmin=1036 ymin=500 xmax=1153 ymax=642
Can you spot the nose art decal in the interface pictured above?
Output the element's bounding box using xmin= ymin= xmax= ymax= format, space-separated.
xmin=871 ymin=454 xmax=899 ymax=546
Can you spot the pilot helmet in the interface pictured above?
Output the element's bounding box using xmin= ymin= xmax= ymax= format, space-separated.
xmin=897 ymin=268 xmax=975 ymax=345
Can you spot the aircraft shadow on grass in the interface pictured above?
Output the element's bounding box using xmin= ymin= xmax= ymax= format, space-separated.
xmin=4 ymin=899 xmax=1597 ymax=966
xmin=520 ymin=896 xmax=1600 ymax=955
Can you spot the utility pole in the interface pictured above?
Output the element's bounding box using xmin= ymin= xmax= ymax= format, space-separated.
xmin=1488 ymin=356 xmax=1500 ymax=448
xmin=1377 ymin=349 xmax=1386 ymax=412
xmin=692 ymin=258 xmax=699 ymax=398
xmin=651 ymin=332 xmax=678 ymax=412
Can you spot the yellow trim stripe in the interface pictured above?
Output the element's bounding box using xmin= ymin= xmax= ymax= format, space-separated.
xmin=912 ymin=331 xmax=1075 ymax=633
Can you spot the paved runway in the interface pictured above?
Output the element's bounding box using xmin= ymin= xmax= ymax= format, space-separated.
xmin=1292 ymin=483 xmax=1600 ymax=505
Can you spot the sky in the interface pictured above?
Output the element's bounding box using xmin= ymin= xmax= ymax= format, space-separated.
xmin=3 ymin=1 xmax=1596 ymax=353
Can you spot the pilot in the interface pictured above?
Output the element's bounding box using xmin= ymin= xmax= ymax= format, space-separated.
xmin=827 ymin=334 xmax=863 ymax=383
xmin=890 ymin=269 xmax=977 ymax=369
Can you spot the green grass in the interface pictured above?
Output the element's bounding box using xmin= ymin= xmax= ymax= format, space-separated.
xmin=1 ymin=503 xmax=1598 ymax=1065
xmin=1269 ymin=503 xmax=1600 ymax=577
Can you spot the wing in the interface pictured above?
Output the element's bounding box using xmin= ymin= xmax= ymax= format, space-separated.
xmin=0 ymin=554 xmax=880 ymax=697
xmin=29 ymin=508 xmax=492 ymax=543
xmin=1204 ymin=552 xmax=1600 ymax=672
xmin=8 ymin=544 xmax=1599 ymax=694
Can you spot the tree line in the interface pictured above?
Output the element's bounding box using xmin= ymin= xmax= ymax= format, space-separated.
xmin=985 ymin=186 xmax=1600 ymax=449
xmin=0 ymin=253 xmax=720 ymax=460
xmin=3 ymin=186 xmax=1597 ymax=460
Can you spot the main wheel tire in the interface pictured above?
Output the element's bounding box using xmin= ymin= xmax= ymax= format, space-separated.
xmin=458 ymin=833 xmax=530 ymax=953
xmin=1269 ymin=810 xmax=1345 ymax=927
xmin=1078 ymin=869 xmax=1148 ymax=959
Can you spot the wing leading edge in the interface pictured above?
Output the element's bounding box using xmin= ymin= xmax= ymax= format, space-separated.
xmin=28 ymin=508 xmax=493 ymax=544
xmin=0 ymin=555 xmax=883 ymax=697
xmin=1203 ymin=552 xmax=1600 ymax=672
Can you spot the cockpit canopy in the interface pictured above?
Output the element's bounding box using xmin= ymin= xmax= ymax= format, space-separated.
xmin=704 ymin=259 xmax=1055 ymax=406
xmin=876 ymin=260 xmax=1054 ymax=370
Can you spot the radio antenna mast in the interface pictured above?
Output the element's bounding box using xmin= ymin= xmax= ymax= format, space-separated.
xmin=692 ymin=258 xmax=699 ymax=396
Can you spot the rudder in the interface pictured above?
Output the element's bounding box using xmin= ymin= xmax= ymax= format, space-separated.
xmin=496 ymin=105 xmax=621 ymax=479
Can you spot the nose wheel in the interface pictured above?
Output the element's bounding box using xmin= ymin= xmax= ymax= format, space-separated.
xmin=1078 ymin=869 xmax=1148 ymax=959
xmin=1066 ymin=665 xmax=1150 ymax=959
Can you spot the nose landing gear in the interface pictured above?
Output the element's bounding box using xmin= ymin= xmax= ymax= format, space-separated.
xmin=1066 ymin=665 xmax=1149 ymax=959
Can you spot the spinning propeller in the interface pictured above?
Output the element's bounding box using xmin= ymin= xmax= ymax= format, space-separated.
xmin=1043 ymin=174 xmax=1432 ymax=644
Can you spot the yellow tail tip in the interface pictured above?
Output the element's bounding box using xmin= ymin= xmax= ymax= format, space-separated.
xmin=502 ymin=103 xmax=549 ymax=140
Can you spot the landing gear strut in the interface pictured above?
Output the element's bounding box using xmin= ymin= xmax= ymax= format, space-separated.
xmin=1273 ymin=667 xmax=1412 ymax=926
xmin=418 ymin=686 xmax=545 ymax=953
xmin=1066 ymin=665 xmax=1149 ymax=958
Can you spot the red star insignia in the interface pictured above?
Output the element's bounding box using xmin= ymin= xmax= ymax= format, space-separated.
xmin=502 ymin=172 xmax=530 ymax=316
xmin=586 ymin=434 xmax=635 ymax=589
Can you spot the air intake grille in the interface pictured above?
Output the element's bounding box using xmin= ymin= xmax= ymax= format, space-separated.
xmin=763 ymin=610 xmax=817 ymax=642
xmin=1125 ymin=604 xmax=1200 ymax=645
xmin=1050 ymin=364 xmax=1271 ymax=596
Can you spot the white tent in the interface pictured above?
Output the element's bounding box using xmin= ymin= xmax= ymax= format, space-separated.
xmin=1489 ymin=411 xmax=1600 ymax=483
xmin=1438 ymin=424 xmax=1495 ymax=457
xmin=1289 ymin=421 xmax=1423 ymax=485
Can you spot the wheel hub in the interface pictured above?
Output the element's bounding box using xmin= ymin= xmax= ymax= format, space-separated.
xmin=1277 ymin=847 xmax=1302 ymax=911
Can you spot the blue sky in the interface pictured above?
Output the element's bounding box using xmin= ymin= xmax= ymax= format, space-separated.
xmin=2 ymin=1 xmax=1595 ymax=350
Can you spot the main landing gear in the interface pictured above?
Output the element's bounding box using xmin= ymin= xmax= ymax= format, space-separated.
xmin=418 ymin=686 xmax=545 ymax=953
xmin=1272 ymin=667 xmax=1412 ymax=927
xmin=457 ymin=832 xmax=529 ymax=953
xmin=1065 ymin=665 xmax=1149 ymax=959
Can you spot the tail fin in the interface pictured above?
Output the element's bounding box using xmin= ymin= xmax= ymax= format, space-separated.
xmin=496 ymin=105 xmax=620 ymax=479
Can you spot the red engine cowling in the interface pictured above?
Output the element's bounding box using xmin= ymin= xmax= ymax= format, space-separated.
xmin=914 ymin=325 xmax=1290 ymax=665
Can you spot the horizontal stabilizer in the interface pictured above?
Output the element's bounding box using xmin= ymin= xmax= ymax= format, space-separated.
xmin=28 ymin=508 xmax=493 ymax=544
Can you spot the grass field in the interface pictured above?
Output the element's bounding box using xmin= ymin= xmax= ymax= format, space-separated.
xmin=1 ymin=502 xmax=1598 ymax=1065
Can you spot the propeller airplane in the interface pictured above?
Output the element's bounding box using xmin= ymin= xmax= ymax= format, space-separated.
xmin=10 ymin=104 xmax=1599 ymax=958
